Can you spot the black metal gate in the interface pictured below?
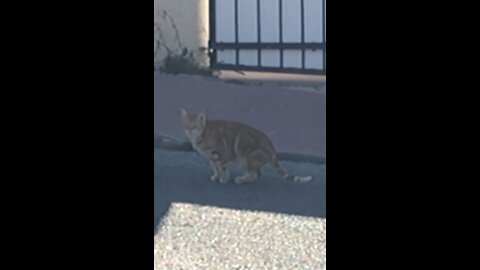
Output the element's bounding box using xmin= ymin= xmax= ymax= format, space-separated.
xmin=209 ymin=0 xmax=326 ymax=74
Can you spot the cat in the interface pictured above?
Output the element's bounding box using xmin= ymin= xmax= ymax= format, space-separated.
xmin=180 ymin=108 xmax=312 ymax=184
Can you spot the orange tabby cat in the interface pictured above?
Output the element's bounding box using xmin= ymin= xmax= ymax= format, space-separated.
xmin=180 ymin=108 xmax=312 ymax=184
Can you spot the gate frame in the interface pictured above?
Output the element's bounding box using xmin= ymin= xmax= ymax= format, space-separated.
xmin=208 ymin=0 xmax=326 ymax=75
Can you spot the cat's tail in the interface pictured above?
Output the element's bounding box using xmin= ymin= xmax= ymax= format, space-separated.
xmin=270 ymin=156 xmax=313 ymax=183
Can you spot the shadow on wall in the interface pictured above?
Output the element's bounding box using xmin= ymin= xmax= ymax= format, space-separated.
xmin=154 ymin=149 xmax=326 ymax=235
xmin=154 ymin=0 xmax=210 ymax=75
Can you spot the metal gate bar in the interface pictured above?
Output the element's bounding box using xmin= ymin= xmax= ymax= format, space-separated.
xmin=209 ymin=0 xmax=326 ymax=75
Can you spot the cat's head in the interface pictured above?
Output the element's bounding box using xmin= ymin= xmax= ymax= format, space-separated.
xmin=180 ymin=108 xmax=207 ymax=140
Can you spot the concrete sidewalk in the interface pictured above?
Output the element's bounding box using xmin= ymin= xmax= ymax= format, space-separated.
xmin=216 ymin=70 xmax=326 ymax=91
xmin=154 ymin=72 xmax=325 ymax=158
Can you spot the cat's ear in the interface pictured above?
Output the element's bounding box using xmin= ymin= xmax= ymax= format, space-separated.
xmin=180 ymin=108 xmax=188 ymax=123
xmin=197 ymin=111 xmax=207 ymax=126
xmin=180 ymin=108 xmax=188 ymax=116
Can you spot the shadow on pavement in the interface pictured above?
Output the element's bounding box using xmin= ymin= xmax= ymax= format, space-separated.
xmin=154 ymin=149 xmax=326 ymax=235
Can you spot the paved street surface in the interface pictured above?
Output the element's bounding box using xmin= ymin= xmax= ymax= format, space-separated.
xmin=154 ymin=203 xmax=326 ymax=270
xmin=154 ymin=149 xmax=326 ymax=269
xmin=154 ymin=72 xmax=326 ymax=269
xmin=154 ymin=72 xmax=325 ymax=157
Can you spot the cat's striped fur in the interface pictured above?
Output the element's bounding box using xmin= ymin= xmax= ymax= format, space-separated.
xmin=180 ymin=108 xmax=312 ymax=184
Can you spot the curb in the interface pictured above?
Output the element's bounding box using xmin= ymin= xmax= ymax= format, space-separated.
xmin=154 ymin=134 xmax=325 ymax=165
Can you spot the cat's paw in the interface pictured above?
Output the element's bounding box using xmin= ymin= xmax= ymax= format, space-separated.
xmin=217 ymin=170 xmax=229 ymax=183
xmin=235 ymin=176 xmax=247 ymax=185
xmin=218 ymin=176 xmax=229 ymax=184
xmin=210 ymin=175 xmax=219 ymax=181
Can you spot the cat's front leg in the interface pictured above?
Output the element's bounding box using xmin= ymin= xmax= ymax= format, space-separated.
xmin=209 ymin=160 xmax=221 ymax=182
xmin=209 ymin=160 xmax=229 ymax=183
xmin=218 ymin=165 xmax=230 ymax=183
xmin=234 ymin=171 xmax=259 ymax=184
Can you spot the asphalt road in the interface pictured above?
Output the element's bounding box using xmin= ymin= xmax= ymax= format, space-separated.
xmin=154 ymin=148 xmax=326 ymax=234
xmin=154 ymin=148 xmax=327 ymax=269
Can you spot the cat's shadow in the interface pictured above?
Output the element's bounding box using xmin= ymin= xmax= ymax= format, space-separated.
xmin=154 ymin=149 xmax=326 ymax=235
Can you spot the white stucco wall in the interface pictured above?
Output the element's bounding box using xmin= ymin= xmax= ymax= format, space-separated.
xmin=154 ymin=0 xmax=209 ymax=69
